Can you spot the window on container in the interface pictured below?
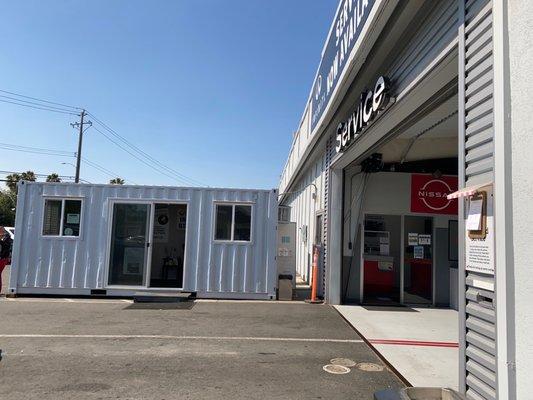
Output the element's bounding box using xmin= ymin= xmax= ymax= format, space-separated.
xmin=43 ymin=200 xmax=62 ymax=236
xmin=214 ymin=203 xmax=252 ymax=242
xmin=42 ymin=199 xmax=82 ymax=237
xmin=215 ymin=205 xmax=233 ymax=241
xmin=234 ymin=205 xmax=251 ymax=241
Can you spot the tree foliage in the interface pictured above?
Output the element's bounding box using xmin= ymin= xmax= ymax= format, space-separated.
xmin=5 ymin=171 xmax=36 ymax=193
xmin=46 ymin=173 xmax=61 ymax=182
xmin=0 ymin=190 xmax=16 ymax=226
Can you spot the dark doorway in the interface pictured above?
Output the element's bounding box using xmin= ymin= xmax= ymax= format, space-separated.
xmin=149 ymin=203 xmax=187 ymax=288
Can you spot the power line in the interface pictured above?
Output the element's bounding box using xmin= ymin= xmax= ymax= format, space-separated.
xmin=0 ymin=170 xmax=76 ymax=180
xmin=0 ymin=142 xmax=74 ymax=156
xmin=92 ymin=125 xmax=198 ymax=186
xmin=0 ymin=95 xmax=80 ymax=114
xmin=0 ymin=89 xmax=82 ymax=111
xmin=0 ymin=144 xmax=75 ymax=158
xmin=0 ymin=88 xmax=208 ymax=187
xmin=0 ymin=143 xmax=131 ymax=183
xmin=81 ymin=157 xmax=137 ymax=185
xmin=0 ymin=98 xmax=79 ymax=116
xmin=88 ymin=112 xmax=208 ymax=186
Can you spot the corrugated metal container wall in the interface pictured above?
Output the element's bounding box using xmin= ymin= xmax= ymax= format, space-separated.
xmin=9 ymin=182 xmax=277 ymax=300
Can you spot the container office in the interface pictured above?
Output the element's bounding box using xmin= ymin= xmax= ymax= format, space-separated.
xmin=9 ymin=181 xmax=277 ymax=300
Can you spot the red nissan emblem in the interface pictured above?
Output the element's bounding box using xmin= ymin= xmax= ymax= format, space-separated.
xmin=418 ymin=179 xmax=453 ymax=211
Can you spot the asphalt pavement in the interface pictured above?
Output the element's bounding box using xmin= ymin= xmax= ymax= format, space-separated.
xmin=0 ymin=297 xmax=403 ymax=399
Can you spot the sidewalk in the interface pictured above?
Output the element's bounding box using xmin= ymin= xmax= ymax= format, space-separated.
xmin=335 ymin=305 xmax=458 ymax=389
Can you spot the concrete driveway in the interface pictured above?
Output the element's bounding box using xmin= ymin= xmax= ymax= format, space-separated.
xmin=0 ymin=297 xmax=403 ymax=399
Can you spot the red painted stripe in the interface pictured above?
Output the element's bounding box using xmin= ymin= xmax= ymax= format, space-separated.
xmin=368 ymin=338 xmax=459 ymax=348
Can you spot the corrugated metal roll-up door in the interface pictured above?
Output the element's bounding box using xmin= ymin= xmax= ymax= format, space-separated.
xmin=459 ymin=0 xmax=497 ymax=399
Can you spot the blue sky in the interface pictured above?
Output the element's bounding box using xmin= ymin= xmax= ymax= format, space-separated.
xmin=0 ymin=0 xmax=337 ymax=189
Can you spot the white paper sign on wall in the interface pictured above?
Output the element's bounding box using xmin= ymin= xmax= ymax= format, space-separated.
xmin=465 ymin=188 xmax=495 ymax=275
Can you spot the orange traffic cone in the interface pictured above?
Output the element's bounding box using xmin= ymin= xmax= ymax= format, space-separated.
xmin=306 ymin=246 xmax=323 ymax=304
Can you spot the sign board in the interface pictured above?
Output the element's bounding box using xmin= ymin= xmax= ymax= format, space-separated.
xmin=408 ymin=232 xmax=419 ymax=246
xmin=465 ymin=188 xmax=494 ymax=275
xmin=66 ymin=213 xmax=80 ymax=224
xmin=153 ymin=208 xmax=169 ymax=243
xmin=410 ymin=174 xmax=458 ymax=215
xmin=418 ymin=234 xmax=431 ymax=245
xmin=310 ymin=0 xmax=376 ymax=132
xmin=335 ymin=75 xmax=391 ymax=153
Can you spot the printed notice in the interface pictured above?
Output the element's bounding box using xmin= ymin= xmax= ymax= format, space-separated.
xmin=466 ymin=189 xmax=495 ymax=275
xmin=418 ymin=234 xmax=431 ymax=245
xmin=414 ymin=246 xmax=424 ymax=259
xmin=466 ymin=198 xmax=483 ymax=231
xmin=66 ymin=213 xmax=80 ymax=224
xmin=408 ymin=233 xmax=419 ymax=246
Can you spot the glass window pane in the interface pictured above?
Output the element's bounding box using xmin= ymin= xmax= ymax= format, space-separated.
xmin=43 ymin=200 xmax=62 ymax=236
xmin=234 ymin=205 xmax=251 ymax=241
xmin=108 ymin=203 xmax=149 ymax=286
xmin=63 ymin=200 xmax=82 ymax=236
xmin=215 ymin=205 xmax=233 ymax=240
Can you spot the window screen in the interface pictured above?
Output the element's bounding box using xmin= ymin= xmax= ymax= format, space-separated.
xmin=234 ymin=205 xmax=251 ymax=241
xmin=42 ymin=199 xmax=82 ymax=237
xmin=43 ymin=200 xmax=62 ymax=236
xmin=215 ymin=205 xmax=233 ymax=240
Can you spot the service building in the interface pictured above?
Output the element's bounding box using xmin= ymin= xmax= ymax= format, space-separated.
xmin=278 ymin=1 xmax=532 ymax=399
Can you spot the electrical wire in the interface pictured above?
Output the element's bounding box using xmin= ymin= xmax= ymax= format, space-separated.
xmin=81 ymin=157 xmax=137 ymax=185
xmin=0 ymin=98 xmax=79 ymax=116
xmin=0 ymin=89 xmax=82 ymax=111
xmin=0 ymin=88 xmax=207 ymax=187
xmin=88 ymin=112 xmax=208 ymax=187
xmin=0 ymin=169 xmax=75 ymax=180
xmin=91 ymin=125 xmax=202 ymax=186
xmin=0 ymin=143 xmax=132 ymax=183
xmin=0 ymin=95 xmax=80 ymax=114
xmin=0 ymin=143 xmax=75 ymax=158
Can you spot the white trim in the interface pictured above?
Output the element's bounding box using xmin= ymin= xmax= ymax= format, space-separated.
xmin=212 ymin=202 xmax=254 ymax=244
xmin=148 ymin=201 xmax=189 ymax=291
xmin=104 ymin=200 xmax=190 ymax=291
xmin=40 ymin=196 xmax=84 ymax=239
xmin=104 ymin=201 xmax=151 ymax=288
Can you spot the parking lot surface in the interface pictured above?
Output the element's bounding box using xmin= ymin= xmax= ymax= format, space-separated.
xmin=0 ymin=297 xmax=403 ymax=399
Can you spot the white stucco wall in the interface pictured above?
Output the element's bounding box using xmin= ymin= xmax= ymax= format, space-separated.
xmin=507 ymin=1 xmax=533 ymax=397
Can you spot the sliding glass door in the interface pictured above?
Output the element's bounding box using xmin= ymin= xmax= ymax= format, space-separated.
xmin=108 ymin=203 xmax=151 ymax=286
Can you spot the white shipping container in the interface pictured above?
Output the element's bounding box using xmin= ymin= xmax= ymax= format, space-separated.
xmin=9 ymin=182 xmax=278 ymax=300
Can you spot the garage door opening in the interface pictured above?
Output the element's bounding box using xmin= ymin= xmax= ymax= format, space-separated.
xmin=342 ymin=95 xmax=459 ymax=308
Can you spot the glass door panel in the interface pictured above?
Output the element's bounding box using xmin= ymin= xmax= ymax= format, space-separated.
xmin=149 ymin=203 xmax=187 ymax=288
xmin=363 ymin=215 xmax=402 ymax=304
xmin=403 ymin=216 xmax=433 ymax=304
xmin=108 ymin=203 xmax=150 ymax=286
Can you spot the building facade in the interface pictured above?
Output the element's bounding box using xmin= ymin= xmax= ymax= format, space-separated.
xmin=279 ymin=0 xmax=532 ymax=398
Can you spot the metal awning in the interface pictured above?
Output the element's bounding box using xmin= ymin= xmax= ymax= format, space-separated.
xmin=447 ymin=182 xmax=493 ymax=199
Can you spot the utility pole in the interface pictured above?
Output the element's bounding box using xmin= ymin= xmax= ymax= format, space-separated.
xmin=70 ymin=110 xmax=92 ymax=183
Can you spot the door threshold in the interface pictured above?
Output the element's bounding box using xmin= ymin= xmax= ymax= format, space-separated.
xmin=133 ymin=291 xmax=195 ymax=303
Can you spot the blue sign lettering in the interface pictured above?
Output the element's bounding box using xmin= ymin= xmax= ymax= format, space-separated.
xmin=310 ymin=0 xmax=376 ymax=133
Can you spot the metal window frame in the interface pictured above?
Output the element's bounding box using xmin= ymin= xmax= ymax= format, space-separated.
xmin=212 ymin=202 xmax=254 ymax=244
xmin=103 ymin=199 xmax=190 ymax=291
xmin=40 ymin=196 xmax=84 ymax=239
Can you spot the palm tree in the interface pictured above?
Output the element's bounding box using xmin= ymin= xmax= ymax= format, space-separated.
xmin=5 ymin=173 xmax=20 ymax=193
xmin=5 ymin=171 xmax=36 ymax=193
xmin=46 ymin=173 xmax=62 ymax=183
xmin=109 ymin=177 xmax=125 ymax=185
xmin=20 ymin=171 xmax=36 ymax=181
